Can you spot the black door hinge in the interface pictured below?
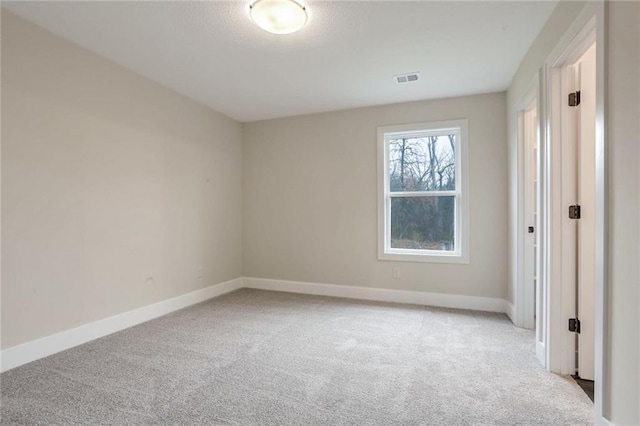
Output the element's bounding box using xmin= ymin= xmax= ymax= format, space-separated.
xmin=569 ymin=205 xmax=581 ymax=219
xmin=568 ymin=91 xmax=581 ymax=107
xmin=569 ymin=318 xmax=581 ymax=333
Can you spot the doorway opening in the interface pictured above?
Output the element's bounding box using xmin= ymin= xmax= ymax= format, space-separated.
xmin=522 ymin=99 xmax=539 ymax=328
xmin=545 ymin=10 xmax=604 ymax=413
xmin=516 ymin=77 xmax=545 ymax=366
xmin=548 ymin=37 xmax=597 ymax=382
xmin=522 ymin=100 xmax=542 ymax=354
xmin=570 ymin=42 xmax=597 ymax=385
xmin=517 ymin=100 xmax=541 ymax=316
xmin=555 ymin=41 xmax=597 ymax=400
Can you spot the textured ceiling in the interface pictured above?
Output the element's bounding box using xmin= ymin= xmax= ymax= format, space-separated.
xmin=3 ymin=1 xmax=557 ymax=122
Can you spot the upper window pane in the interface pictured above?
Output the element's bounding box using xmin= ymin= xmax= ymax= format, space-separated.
xmin=388 ymin=134 xmax=456 ymax=192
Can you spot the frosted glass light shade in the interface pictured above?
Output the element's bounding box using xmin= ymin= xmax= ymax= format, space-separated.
xmin=250 ymin=0 xmax=308 ymax=35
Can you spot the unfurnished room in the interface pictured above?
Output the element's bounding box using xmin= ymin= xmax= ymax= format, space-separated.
xmin=1 ymin=1 xmax=639 ymax=425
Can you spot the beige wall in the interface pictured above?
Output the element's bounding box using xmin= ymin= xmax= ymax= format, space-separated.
xmin=243 ymin=93 xmax=508 ymax=299
xmin=607 ymin=2 xmax=639 ymax=423
xmin=1 ymin=12 xmax=243 ymax=349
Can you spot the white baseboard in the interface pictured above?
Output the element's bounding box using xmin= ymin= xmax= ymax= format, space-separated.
xmin=504 ymin=300 xmax=516 ymax=324
xmin=2 ymin=277 xmax=512 ymax=373
xmin=243 ymin=277 xmax=509 ymax=314
xmin=0 ymin=278 xmax=243 ymax=373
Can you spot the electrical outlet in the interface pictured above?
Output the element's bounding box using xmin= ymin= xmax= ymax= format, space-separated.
xmin=392 ymin=267 xmax=400 ymax=279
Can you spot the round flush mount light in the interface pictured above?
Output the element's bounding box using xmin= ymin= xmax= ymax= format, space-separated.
xmin=249 ymin=0 xmax=308 ymax=35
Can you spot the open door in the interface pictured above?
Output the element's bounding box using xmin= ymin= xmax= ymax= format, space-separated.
xmin=517 ymin=83 xmax=545 ymax=365
xmin=516 ymin=78 xmax=545 ymax=366
xmin=573 ymin=43 xmax=597 ymax=381
xmin=523 ymin=102 xmax=538 ymax=332
xmin=522 ymin=98 xmax=545 ymax=366
xmin=525 ymin=104 xmax=545 ymax=366
xmin=553 ymin=40 xmax=596 ymax=381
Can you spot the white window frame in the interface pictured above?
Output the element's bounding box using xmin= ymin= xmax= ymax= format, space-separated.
xmin=377 ymin=119 xmax=469 ymax=264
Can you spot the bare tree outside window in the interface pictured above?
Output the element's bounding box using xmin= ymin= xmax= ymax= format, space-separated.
xmin=388 ymin=134 xmax=456 ymax=251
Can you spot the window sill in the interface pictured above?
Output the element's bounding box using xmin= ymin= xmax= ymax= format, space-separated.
xmin=378 ymin=251 xmax=469 ymax=264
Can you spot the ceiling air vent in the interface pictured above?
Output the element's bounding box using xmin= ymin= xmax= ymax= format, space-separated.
xmin=395 ymin=72 xmax=420 ymax=84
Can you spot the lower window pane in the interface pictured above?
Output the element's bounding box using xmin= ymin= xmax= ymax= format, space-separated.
xmin=390 ymin=196 xmax=455 ymax=251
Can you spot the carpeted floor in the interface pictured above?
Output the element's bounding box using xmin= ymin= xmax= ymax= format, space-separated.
xmin=1 ymin=289 xmax=594 ymax=425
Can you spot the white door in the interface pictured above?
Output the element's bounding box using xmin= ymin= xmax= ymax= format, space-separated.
xmin=561 ymin=43 xmax=597 ymax=380
xmin=574 ymin=43 xmax=596 ymax=381
xmin=523 ymin=104 xmax=538 ymax=332
xmin=523 ymin=106 xmax=545 ymax=365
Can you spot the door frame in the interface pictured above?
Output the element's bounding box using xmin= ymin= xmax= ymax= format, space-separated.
xmin=543 ymin=1 xmax=607 ymax=422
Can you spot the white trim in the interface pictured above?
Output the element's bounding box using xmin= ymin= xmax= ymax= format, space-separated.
xmin=597 ymin=417 xmax=614 ymax=426
xmin=592 ymin=2 xmax=607 ymax=422
xmin=0 ymin=278 xmax=243 ymax=373
xmin=243 ymin=277 xmax=509 ymax=314
xmin=537 ymin=65 xmax=550 ymax=370
xmin=377 ymin=119 xmax=469 ymax=264
xmin=504 ymin=300 xmax=516 ymax=323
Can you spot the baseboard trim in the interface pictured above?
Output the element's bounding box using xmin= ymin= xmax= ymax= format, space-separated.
xmin=243 ymin=277 xmax=509 ymax=314
xmin=0 ymin=278 xmax=243 ymax=373
xmin=504 ymin=301 xmax=516 ymax=324
xmin=597 ymin=416 xmax=614 ymax=426
xmin=2 ymin=277 xmax=512 ymax=373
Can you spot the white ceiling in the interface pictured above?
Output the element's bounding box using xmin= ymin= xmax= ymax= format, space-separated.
xmin=3 ymin=1 xmax=557 ymax=122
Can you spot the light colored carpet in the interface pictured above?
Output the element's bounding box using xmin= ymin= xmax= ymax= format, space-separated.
xmin=1 ymin=289 xmax=593 ymax=425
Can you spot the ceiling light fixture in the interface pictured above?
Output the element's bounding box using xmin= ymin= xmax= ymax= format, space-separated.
xmin=249 ymin=0 xmax=308 ymax=35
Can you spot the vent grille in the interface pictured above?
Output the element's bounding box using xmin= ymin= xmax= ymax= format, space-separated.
xmin=395 ymin=72 xmax=419 ymax=84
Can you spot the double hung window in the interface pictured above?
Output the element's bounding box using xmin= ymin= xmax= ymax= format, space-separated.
xmin=377 ymin=120 xmax=469 ymax=263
